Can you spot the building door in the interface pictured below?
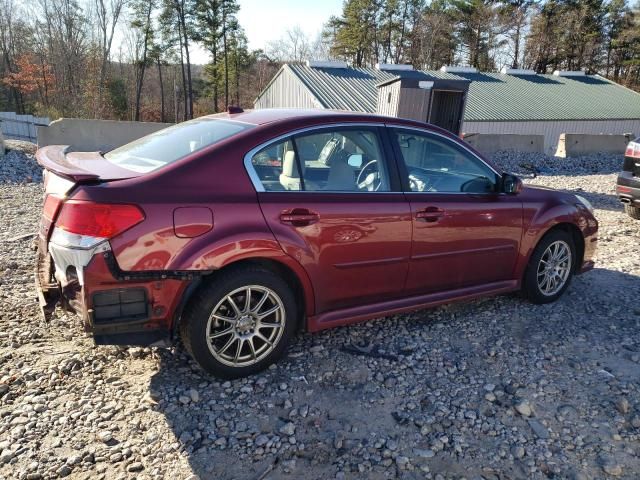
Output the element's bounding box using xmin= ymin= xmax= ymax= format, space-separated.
xmin=430 ymin=91 xmax=464 ymax=134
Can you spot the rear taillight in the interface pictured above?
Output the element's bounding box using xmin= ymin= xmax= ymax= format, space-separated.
xmin=625 ymin=141 xmax=640 ymax=159
xmin=55 ymin=201 xmax=144 ymax=239
xmin=43 ymin=194 xmax=63 ymax=222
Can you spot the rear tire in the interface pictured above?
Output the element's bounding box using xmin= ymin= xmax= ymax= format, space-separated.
xmin=522 ymin=230 xmax=575 ymax=304
xmin=180 ymin=266 xmax=297 ymax=379
xmin=625 ymin=204 xmax=640 ymax=220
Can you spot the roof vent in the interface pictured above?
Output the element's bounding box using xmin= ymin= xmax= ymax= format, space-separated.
xmin=440 ymin=65 xmax=478 ymax=74
xmin=553 ymin=70 xmax=586 ymax=77
xmin=306 ymin=60 xmax=348 ymax=69
xmin=375 ymin=63 xmax=413 ymax=71
xmin=500 ymin=67 xmax=536 ymax=75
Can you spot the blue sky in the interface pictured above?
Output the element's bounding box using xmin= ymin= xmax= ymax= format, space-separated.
xmin=191 ymin=0 xmax=344 ymax=63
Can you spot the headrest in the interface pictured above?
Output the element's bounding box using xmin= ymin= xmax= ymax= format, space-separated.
xmin=282 ymin=150 xmax=298 ymax=178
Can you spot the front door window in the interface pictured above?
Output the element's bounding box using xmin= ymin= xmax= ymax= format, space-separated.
xmin=394 ymin=130 xmax=498 ymax=194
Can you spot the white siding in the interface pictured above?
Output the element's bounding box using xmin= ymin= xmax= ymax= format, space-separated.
xmin=462 ymin=119 xmax=640 ymax=155
xmin=254 ymin=67 xmax=322 ymax=110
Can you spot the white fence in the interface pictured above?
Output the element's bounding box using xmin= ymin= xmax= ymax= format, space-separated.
xmin=0 ymin=112 xmax=50 ymax=142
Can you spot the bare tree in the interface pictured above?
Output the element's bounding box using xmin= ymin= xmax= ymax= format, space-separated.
xmin=266 ymin=26 xmax=313 ymax=62
xmin=95 ymin=0 xmax=127 ymax=117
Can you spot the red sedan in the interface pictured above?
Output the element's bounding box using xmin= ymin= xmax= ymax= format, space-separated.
xmin=35 ymin=109 xmax=598 ymax=378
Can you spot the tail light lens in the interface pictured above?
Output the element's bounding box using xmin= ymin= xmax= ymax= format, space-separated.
xmin=625 ymin=141 xmax=640 ymax=159
xmin=55 ymin=201 xmax=145 ymax=239
xmin=43 ymin=194 xmax=63 ymax=222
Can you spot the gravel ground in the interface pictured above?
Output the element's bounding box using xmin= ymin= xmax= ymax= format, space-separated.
xmin=1 ymin=148 xmax=639 ymax=480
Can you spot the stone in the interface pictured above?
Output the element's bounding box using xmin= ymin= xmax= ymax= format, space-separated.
xmin=601 ymin=458 xmax=622 ymax=477
xmin=127 ymin=462 xmax=144 ymax=472
xmin=511 ymin=446 xmax=525 ymax=459
xmin=514 ymin=400 xmax=533 ymax=417
xmin=279 ymin=422 xmax=295 ymax=436
xmin=56 ymin=465 xmax=72 ymax=477
xmin=0 ymin=450 xmax=13 ymax=464
xmin=189 ymin=389 xmax=200 ymax=403
xmin=395 ymin=456 xmax=410 ymax=470
xmin=528 ymin=419 xmax=549 ymax=439
xmin=414 ymin=448 xmax=435 ymax=458
xmin=615 ymin=398 xmax=630 ymax=414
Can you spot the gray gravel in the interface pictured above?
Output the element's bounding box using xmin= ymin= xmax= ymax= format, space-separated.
xmin=0 ymin=143 xmax=42 ymax=184
xmin=1 ymin=149 xmax=640 ymax=479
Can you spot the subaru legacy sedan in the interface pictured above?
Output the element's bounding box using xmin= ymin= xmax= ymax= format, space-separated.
xmin=35 ymin=109 xmax=598 ymax=378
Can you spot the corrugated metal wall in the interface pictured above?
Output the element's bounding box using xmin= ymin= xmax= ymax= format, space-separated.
xmin=376 ymin=83 xmax=400 ymax=117
xmin=254 ymin=67 xmax=321 ymax=110
xmin=462 ymin=119 xmax=640 ymax=154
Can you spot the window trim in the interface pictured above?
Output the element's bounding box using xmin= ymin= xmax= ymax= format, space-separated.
xmin=386 ymin=125 xmax=502 ymax=195
xmin=244 ymin=123 xmax=400 ymax=193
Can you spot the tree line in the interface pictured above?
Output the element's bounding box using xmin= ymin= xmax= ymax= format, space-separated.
xmin=325 ymin=0 xmax=640 ymax=85
xmin=1 ymin=0 xmax=639 ymax=123
xmin=0 ymin=0 xmax=276 ymax=122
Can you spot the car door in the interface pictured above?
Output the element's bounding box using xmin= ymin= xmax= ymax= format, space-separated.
xmin=389 ymin=127 xmax=523 ymax=296
xmin=247 ymin=125 xmax=412 ymax=314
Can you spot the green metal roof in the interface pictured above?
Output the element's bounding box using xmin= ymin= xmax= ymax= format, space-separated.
xmin=282 ymin=63 xmax=640 ymax=122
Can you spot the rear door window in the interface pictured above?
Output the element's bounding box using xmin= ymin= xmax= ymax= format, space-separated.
xmin=250 ymin=139 xmax=299 ymax=191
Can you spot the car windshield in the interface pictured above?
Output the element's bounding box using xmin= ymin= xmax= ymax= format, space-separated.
xmin=104 ymin=118 xmax=253 ymax=173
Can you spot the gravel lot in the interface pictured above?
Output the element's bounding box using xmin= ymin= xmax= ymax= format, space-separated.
xmin=1 ymin=146 xmax=639 ymax=480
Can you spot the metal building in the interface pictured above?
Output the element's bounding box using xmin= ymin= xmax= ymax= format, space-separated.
xmin=255 ymin=62 xmax=640 ymax=154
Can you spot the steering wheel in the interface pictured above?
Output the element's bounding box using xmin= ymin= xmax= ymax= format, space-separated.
xmin=408 ymin=167 xmax=433 ymax=192
xmin=356 ymin=160 xmax=382 ymax=191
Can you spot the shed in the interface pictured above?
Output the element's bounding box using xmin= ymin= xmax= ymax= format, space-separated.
xmin=376 ymin=75 xmax=470 ymax=134
xmin=255 ymin=63 xmax=640 ymax=154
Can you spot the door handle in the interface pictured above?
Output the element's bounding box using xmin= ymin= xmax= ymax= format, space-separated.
xmin=280 ymin=208 xmax=320 ymax=227
xmin=416 ymin=207 xmax=445 ymax=223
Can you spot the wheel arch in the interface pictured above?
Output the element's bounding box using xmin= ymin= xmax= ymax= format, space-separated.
xmin=549 ymin=223 xmax=584 ymax=272
xmin=172 ymin=255 xmax=314 ymax=338
xmin=527 ymin=222 xmax=585 ymax=274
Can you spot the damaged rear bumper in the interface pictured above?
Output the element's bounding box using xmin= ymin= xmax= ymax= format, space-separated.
xmin=35 ymin=236 xmax=193 ymax=347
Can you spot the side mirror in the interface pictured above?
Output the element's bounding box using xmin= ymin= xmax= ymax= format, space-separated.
xmin=347 ymin=154 xmax=363 ymax=168
xmin=502 ymin=173 xmax=523 ymax=194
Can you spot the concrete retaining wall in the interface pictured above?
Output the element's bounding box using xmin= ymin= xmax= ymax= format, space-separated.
xmin=463 ymin=133 xmax=544 ymax=155
xmin=463 ymin=119 xmax=640 ymax=154
xmin=555 ymin=133 xmax=632 ymax=157
xmin=37 ymin=118 xmax=173 ymax=152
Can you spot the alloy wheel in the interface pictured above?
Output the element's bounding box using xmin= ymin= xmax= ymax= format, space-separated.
xmin=536 ymin=240 xmax=572 ymax=297
xmin=205 ymin=285 xmax=286 ymax=367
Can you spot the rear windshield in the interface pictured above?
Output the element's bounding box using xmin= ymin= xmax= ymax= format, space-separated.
xmin=104 ymin=118 xmax=253 ymax=173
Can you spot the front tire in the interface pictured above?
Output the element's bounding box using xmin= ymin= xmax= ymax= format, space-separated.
xmin=625 ymin=204 xmax=640 ymax=220
xmin=180 ymin=266 xmax=297 ymax=379
xmin=522 ymin=230 xmax=575 ymax=304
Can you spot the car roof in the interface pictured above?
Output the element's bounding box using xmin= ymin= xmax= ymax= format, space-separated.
xmin=203 ymin=108 xmax=433 ymax=129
